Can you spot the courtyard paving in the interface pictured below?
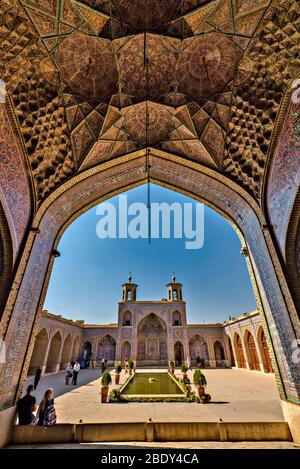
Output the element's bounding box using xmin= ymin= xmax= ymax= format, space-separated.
xmin=24 ymin=368 xmax=284 ymax=423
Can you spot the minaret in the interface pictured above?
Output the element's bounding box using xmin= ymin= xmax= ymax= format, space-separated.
xmin=122 ymin=273 xmax=138 ymax=302
xmin=166 ymin=274 xmax=183 ymax=302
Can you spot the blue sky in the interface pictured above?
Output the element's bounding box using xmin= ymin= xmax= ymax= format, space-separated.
xmin=44 ymin=183 xmax=256 ymax=324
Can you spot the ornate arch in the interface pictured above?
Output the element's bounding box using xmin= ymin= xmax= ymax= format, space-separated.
xmin=0 ymin=150 xmax=299 ymax=413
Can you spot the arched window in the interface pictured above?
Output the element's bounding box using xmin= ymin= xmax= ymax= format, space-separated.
xmin=172 ymin=289 xmax=178 ymax=300
xmin=172 ymin=311 xmax=182 ymax=326
xmin=123 ymin=311 xmax=132 ymax=326
xmin=127 ymin=290 xmax=132 ymax=301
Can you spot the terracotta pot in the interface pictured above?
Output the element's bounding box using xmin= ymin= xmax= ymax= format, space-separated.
xmin=183 ymin=373 xmax=187 ymax=380
xmin=101 ymin=386 xmax=109 ymax=403
xmin=198 ymin=386 xmax=205 ymax=398
xmin=171 ymin=368 xmax=175 ymax=374
xmin=129 ymin=369 xmax=133 ymax=375
xmin=115 ymin=374 xmax=120 ymax=385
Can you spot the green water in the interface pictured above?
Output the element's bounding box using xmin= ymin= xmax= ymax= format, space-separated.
xmin=122 ymin=373 xmax=184 ymax=395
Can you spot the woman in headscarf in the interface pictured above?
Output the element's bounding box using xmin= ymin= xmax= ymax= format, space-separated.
xmin=36 ymin=388 xmax=57 ymax=427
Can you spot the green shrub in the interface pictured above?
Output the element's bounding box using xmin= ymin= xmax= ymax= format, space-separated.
xmin=101 ymin=370 xmax=112 ymax=387
xmin=127 ymin=359 xmax=134 ymax=369
xmin=180 ymin=363 xmax=188 ymax=373
xmin=115 ymin=363 xmax=122 ymax=374
xmin=108 ymin=389 xmax=124 ymax=403
xmin=193 ymin=369 xmax=207 ymax=387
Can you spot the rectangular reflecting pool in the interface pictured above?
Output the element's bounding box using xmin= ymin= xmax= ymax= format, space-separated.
xmin=121 ymin=372 xmax=184 ymax=395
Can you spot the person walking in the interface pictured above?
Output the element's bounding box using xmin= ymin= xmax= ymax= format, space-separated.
xmin=34 ymin=366 xmax=42 ymax=390
xmin=72 ymin=361 xmax=80 ymax=385
xmin=36 ymin=388 xmax=56 ymax=427
xmin=65 ymin=362 xmax=73 ymax=385
xmin=101 ymin=358 xmax=106 ymax=374
xmin=187 ymin=356 xmax=192 ymax=371
xmin=17 ymin=385 xmax=37 ymax=425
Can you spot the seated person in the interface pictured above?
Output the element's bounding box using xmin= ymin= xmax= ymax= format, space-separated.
xmin=17 ymin=384 xmax=37 ymax=425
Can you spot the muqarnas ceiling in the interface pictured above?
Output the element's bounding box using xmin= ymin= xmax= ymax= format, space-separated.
xmin=0 ymin=0 xmax=299 ymax=201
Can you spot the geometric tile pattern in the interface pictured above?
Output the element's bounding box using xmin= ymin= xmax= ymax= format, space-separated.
xmin=0 ymin=0 xmax=299 ymax=202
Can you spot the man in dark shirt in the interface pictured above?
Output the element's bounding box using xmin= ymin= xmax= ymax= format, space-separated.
xmin=34 ymin=366 xmax=42 ymax=390
xmin=17 ymin=385 xmax=37 ymax=425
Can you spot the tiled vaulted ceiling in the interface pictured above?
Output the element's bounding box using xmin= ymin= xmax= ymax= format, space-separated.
xmin=0 ymin=0 xmax=299 ymax=200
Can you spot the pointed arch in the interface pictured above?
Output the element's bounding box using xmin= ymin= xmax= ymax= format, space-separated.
xmin=257 ymin=326 xmax=273 ymax=373
xmin=97 ymin=335 xmax=116 ymax=362
xmin=244 ymin=329 xmax=260 ymax=371
xmin=60 ymin=334 xmax=72 ymax=369
xmin=28 ymin=328 xmax=49 ymax=375
xmin=46 ymin=331 xmax=62 ymax=373
xmin=234 ymin=332 xmax=246 ymax=369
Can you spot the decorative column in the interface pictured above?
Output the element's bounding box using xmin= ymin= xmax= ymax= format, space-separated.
xmin=207 ymin=338 xmax=216 ymax=368
xmin=239 ymin=329 xmax=251 ymax=370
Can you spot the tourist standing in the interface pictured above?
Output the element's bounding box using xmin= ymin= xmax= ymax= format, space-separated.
xmin=36 ymin=388 xmax=56 ymax=427
xmin=65 ymin=362 xmax=73 ymax=385
xmin=17 ymin=385 xmax=37 ymax=425
xmin=72 ymin=361 xmax=80 ymax=385
xmin=101 ymin=358 xmax=106 ymax=374
xmin=34 ymin=366 xmax=42 ymax=390
xmin=187 ymin=356 xmax=192 ymax=371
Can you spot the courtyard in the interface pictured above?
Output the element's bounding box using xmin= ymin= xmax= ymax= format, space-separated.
xmin=25 ymin=368 xmax=283 ymax=424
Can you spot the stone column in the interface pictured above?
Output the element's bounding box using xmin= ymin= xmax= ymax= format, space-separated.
xmin=239 ymin=330 xmax=251 ymax=370
xmin=56 ymin=337 xmax=64 ymax=373
xmin=41 ymin=326 xmax=53 ymax=376
xmin=226 ymin=332 xmax=239 ymax=367
xmin=253 ymin=333 xmax=266 ymax=373
xmin=207 ymin=338 xmax=216 ymax=368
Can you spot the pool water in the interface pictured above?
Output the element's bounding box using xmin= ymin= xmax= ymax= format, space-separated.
xmin=121 ymin=372 xmax=184 ymax=395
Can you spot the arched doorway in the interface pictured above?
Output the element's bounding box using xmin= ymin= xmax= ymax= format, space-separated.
xmin=245 ymin=330 xmax=260 ymax=371
xmin=189 ymin=335 xmax=209 ymax=365
xmin=28 ymin=328 xmax=49 ymax=375
xmin=97 ymin=335 xmax=116 ymax=364
xmin=81 ymin=341 xmax=92 ymax=368
xmin=235 ymin=333 xmax=246 ymax=369
xmin=214 ymin=340 xmax=225 ymax=366
xmin=227 ymin=335 xmax=235 ymax=367
xmin=258 ymin=327 xmax=273 ymax=373
xmin=121 ymin=341 xmax=131 ymax=362
xmin=174 ymin=341 xmax=184 ymax=365
xmin=1 ymin=153 xmax=299 ymax=439
xmin=46 ymin=331 xmax=62 ymax=373
xmin=60 ymin=335 xmax=72 ymax=369
xmin=137 ymin=313 xmax=168 ymax=365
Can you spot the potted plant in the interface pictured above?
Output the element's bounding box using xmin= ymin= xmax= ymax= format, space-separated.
xmin=169 ymin=360 xmax=175 ymax=374
xmin=193 ymin=369 xmax=207 ymax=398
xmin=100 ymin=370 xmax=112 ymax=403
xmin=181 ymin=363 xmax=188 ymax=380
xmin=196 ymin=356 xmax=201 ymax=368
xmin=115 ymin=363 xmax=122 ymax=385
xmin=128 ymin=359 xmax=134 ymax=375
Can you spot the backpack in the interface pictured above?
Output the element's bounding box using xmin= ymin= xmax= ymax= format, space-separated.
xmin=43 ymin=404 xmax=57 ymax=427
